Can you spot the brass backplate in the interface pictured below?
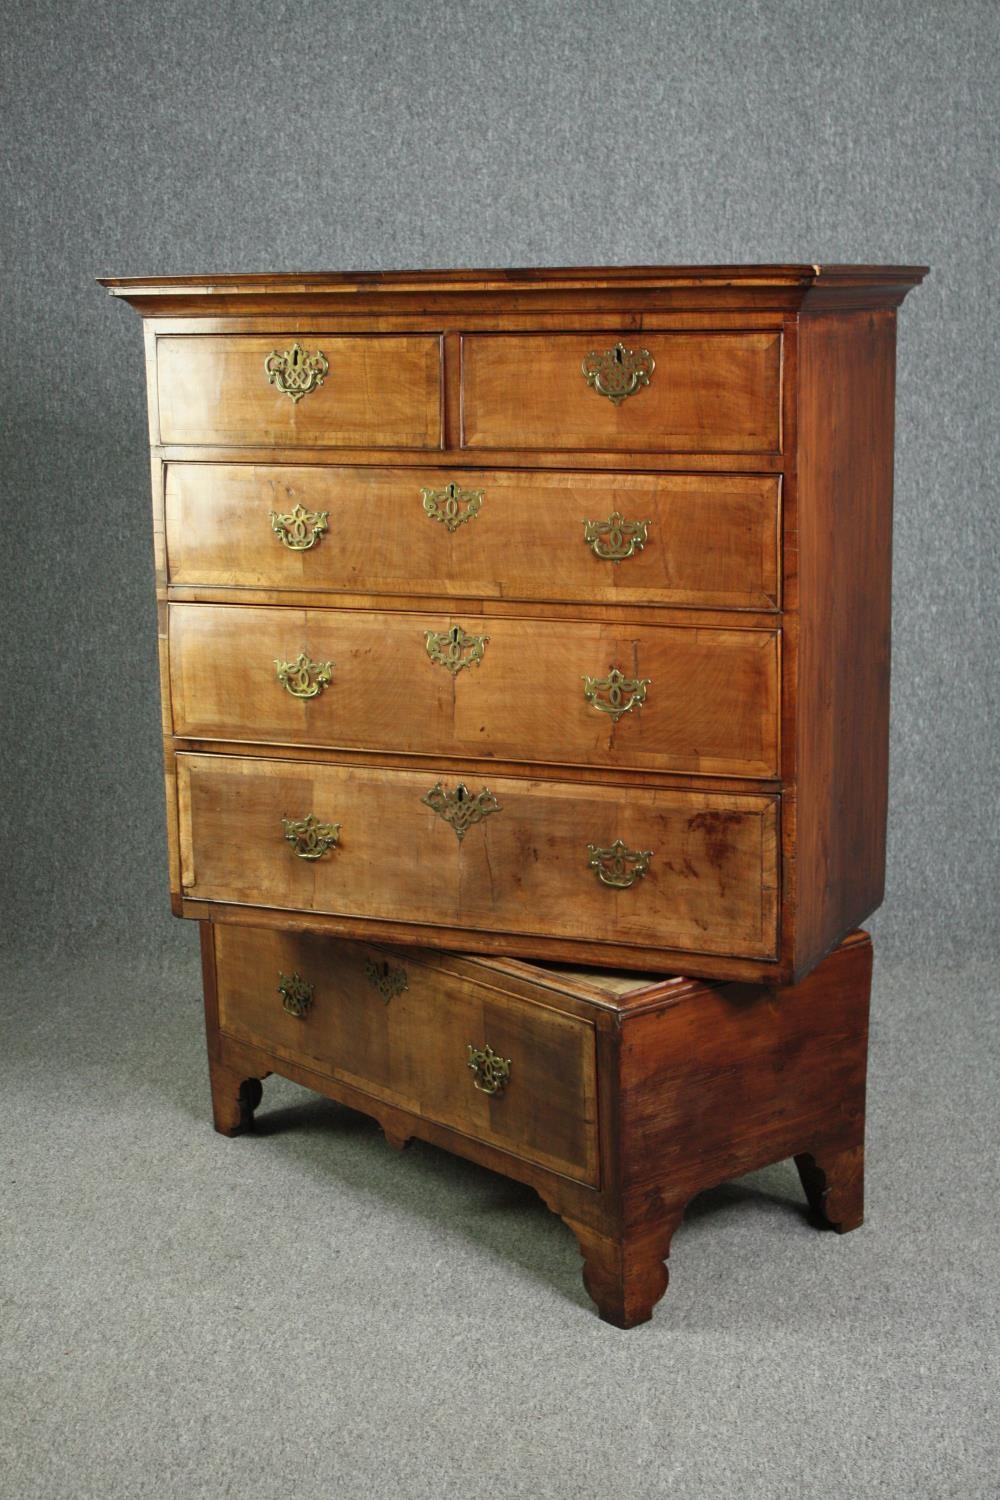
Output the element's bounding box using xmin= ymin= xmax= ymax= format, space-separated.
xmin=467 ymin=1043 xmax=511 ymax=1096
xmin=586 ymin=839 xmax=652 ymax=889
xmin=270 ymin=502 xmax=329 ymax=551
xmin=581 ymin=342 xmax=654 ymax=404
xmin=365 ymin=957 xmax=408 ymax=1004
xmin=583 ymin=511 xmax=651 ymax=562
xmin=422 ymin=782 xmax=501 ymax=841
xmin=582 ymin=666 xmax=651 ymax=723
xmin=424 ymin=624 xmax=489 ymax=675
xmin=421 ymin=480 xmax=484 ymax=532
xmin=275 ymin=651 xmax=333 ymax=699
xmin=264 ymin=342 xmax=329 ymax=402
xmin=278 ymin=971 xmax=314 ymax=1018
xmin=282 ymin=813 xmax=341 ymax=860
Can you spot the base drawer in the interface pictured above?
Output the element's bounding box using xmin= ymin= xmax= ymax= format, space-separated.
xmin=177 ymin=754 xmax=779 ymax=961
xmin=212 ymin=924 xmax=600 ymax=1185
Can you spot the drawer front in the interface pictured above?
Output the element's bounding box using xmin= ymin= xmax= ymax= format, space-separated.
xmin=461 ymin=332 xmax=782 ymax=453
xmin=213 ymin=925 xmax=599 ymax=1185
xmin=156 ymin=334 xmax=442 ymax=448
xmin=165 ymin=463 xmax=781 ymax=611
xmin=178 ymin=755 xmax=779 ymax=960
xmin=169 ymin=603 xmax=780 ymax=779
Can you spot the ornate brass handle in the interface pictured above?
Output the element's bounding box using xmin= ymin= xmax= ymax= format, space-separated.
xmin=365 ymin=957 xmax=408 ymax=1003
xmin=422 ymin=481 xmax=484 ymax=532
xmin=278 ymin=971 xmax=314 ymax=1018
xmin=264 ymin=342 xmax=329 ymax=403
xmin=583 ymin=512 xmax=651 ymax=562
xmin=587 ymin=840 xmax=652 ymax=889
xmin=424 ymin=624 xmax=489 ymax=675
xmin=275 ymin=651 xmax=333 ymax=699
xmin=270 ymin=503 xmax=329 ymax=551
xmin=581 ymin=342 xmax=654 ymax=404
xmin=583 ymin=666 xmax=651 ymax=723
xmin=422 ymin=782 xmax=501 ymax=842
xmin=282 ymin=813 xmax=341 ymax=860
xmin=467 ymin=1043 xmax=511 ymax=1096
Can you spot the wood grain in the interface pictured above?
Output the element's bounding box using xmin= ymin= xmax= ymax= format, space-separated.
xmin=789 ymin=310 xmax=898 ymax=976
xmin=213 ymin=924 xmax=599 ymax=1185
xmin=156 ymin=333 xmax=442 ymax=447
xmin=168 ymin=602 xmax=780 ymax=778
xmin=164 ymin=463 xmax=781 ymax=611
xmin=461 ymin=332 xmax=782 ymax=452
xmin=177 ymin=754 xmax=780 ymax=961
xmin=199 ymin=922 xmax=872 ymax=1326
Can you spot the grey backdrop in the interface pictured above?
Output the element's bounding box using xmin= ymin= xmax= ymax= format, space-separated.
xmin=3 ymin=7 xmax=999 ymax=1499
xmin=2 ymin=0 xmax=997 ymax=967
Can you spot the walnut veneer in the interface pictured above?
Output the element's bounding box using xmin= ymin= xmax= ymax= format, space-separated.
xmin=103 ymin=262 xmax=925 ymax=982
xmin=202 ymin=922 xmax=873 ymax=1327
xmin=103 ymin=264 xmax=924 ymax=1324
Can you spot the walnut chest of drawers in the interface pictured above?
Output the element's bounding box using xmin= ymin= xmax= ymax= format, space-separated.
xmin=103 ymin=263 xmax=925 ymax=982
xmin=103 ymin=264 xmax=925 ymax=1324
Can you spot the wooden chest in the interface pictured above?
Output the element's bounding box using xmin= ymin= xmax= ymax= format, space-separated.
xmin=103 ymin=263 xmax=926 ymax=983
xmin=103 ymin=264 xmax=924 ymax=1323
xmin=200 ymin=921 xmax=873 ymax=1327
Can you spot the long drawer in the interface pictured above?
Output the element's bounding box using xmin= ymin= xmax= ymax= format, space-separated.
xmin=169 ymin=603 xmax=780 ymax=778
xmin=156 ymin=333 xmax=442 ymax=448
xmin=213 ymin=925 xmax=600 ymax=1185
xmin=177 ymin=754 xmax=780 ymax=960
xmin=164 ymin=463 xmax=781 ymax=611
xmin=461 ymin=331 xmax=782 ymax=453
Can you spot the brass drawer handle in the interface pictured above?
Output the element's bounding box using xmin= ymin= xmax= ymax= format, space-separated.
xmin=275 ymin=651 xmax=333 ymax=699
xmin=583 ymin=666 xmax=651 ymax=723
xmin=422 ymin=481 xmax=484 ymax=532
xmin=270 ymin=503 xmax=329 ymax=551
xmin=587 ymin=839 xmax=652 ymax=889
xmin=424 ymin=624 xmax=489 ymax=675
xmin=422 ymin=781 xmax=501 ymax=842
xmin=581 ymin=342 xmax=654 ymax=405
xmin=282 ymin=813 xmax=341 ymax=860
xmin=278 ymin=971 xmax=314 ymax=1018
xmin=365 ymin=957 xmax=408 ymax=1003
xmin=264 ymin=342 xmax=329 ymax=403
xmin=467 ymin=1043 xmax=511 ymax=1096
xmin=583 ymin=512 xmax=651 ymax=562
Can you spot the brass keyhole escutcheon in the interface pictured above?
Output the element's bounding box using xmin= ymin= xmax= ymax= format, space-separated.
xmin=264 ymin=343 xmax=329 ymax=403
xmin=422 ymin=481 xmax=484 ymax=532
xmin=365 ymin=957 xmax=408 ymax=1004
xmin=424 ymin=624 xmax=489 ymax=675
xmin=581 ymin=342 xmax=654 ymax=404
xmin=422 ymin=782 xmax=502 ymax=842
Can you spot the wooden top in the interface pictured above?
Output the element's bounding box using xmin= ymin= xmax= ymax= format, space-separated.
xmin=98 ymin=263 xmax=928 ymax=317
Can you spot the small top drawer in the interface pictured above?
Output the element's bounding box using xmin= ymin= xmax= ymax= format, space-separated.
xmin=461 ymin=331 xmax=782 ymax=454
xmin=155 ymin=334 xmax=442 ymax=448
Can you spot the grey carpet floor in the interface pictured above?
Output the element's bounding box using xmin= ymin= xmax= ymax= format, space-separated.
xmin=1 ymin=943 xmax=996 ymax=1500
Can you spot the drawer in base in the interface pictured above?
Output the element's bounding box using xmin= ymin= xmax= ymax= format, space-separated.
xmin=201 ymin=923 xmax=873 ymax=1328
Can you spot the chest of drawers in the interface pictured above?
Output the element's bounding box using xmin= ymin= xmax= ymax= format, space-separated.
xmin=104 ymin=263 xmax=924 ymax=983
xmin=103 ymin=264 xmax=924 ymax=1323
